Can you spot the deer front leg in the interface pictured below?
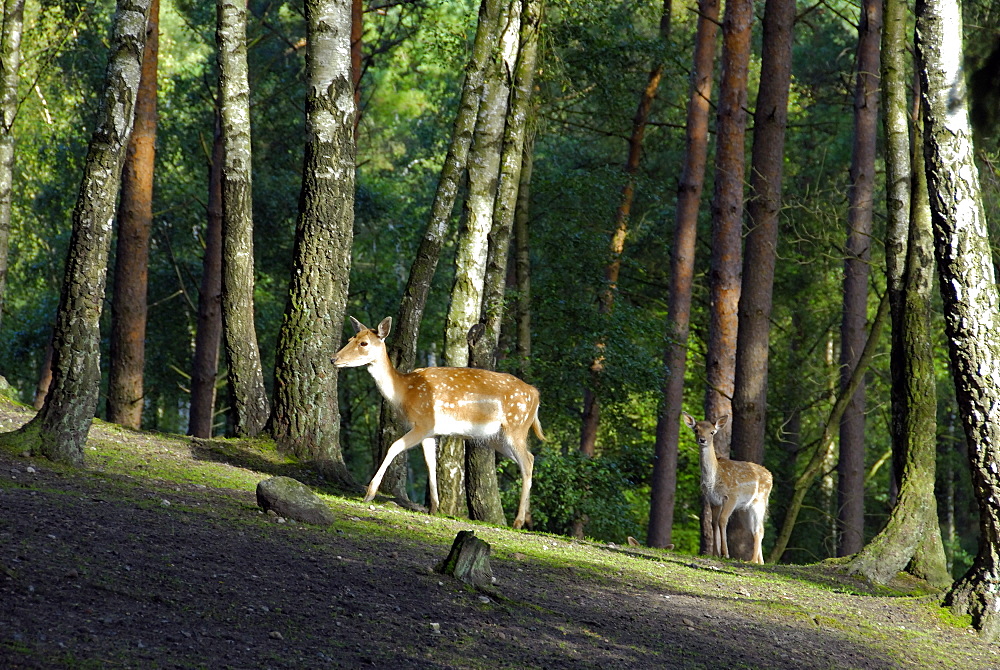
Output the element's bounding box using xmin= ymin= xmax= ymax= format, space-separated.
xmin=421 ymin=437 xmax=439 ymax=515
xmin=365 ymin=430 xmax=427 ymax=503
xmin=717 ymin=496 xmax=739 ymax=559
xmin=710 ymin=503 xmax=724 ymax=557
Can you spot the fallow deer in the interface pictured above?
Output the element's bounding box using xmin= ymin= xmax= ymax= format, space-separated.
xmin=333 ymin=316 xmax=543 ymax=529
xmin=683 ymin=412 xmax=772 ymax=564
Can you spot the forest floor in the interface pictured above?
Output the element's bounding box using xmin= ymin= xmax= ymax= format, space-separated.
xmin=0 ymin=398 xmax=997 ymax=670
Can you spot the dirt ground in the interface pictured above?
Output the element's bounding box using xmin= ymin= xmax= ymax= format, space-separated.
xmin=1 ymin=401 xmax=998 ymax=670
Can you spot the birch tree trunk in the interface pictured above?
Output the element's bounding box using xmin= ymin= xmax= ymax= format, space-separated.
xmin=372 ymin=0 xmax=504 ymax=504
xmin=467 ymin=0 xmax=541 ymax=525
xmin=217 ymin=0 xmax=270 ymax=437
xmin=108 ymin=0 xmax=159 ymax=429
xmin=918 ymin=0 xmax=1000 ymax=639
xmin=0 ymin=0 xmax=24 ymax=329
xmin=438 ymin=0 xmax=519 ymax=519
xmin=270 ymin=0 xmax=356 ymax=486
xmin=647 ymin=0 xmax=719 ymax=549
xmin=0 ymin=0 xmax=151 ymax=464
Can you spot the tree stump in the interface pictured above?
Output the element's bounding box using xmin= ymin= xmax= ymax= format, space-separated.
xmin=436 ymin=530 xmax=493 ymax=588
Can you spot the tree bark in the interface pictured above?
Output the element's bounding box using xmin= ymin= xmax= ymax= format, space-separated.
xmin=701 ymin=0 xmax=752 ymax=554
xmin=270 ymin=0 xmax=356 ymax=487
xmin=647 ymin=0 xmax=719 ymax=549
xmin=188 ymin=112 xmax=225 ymax=438
xmin=918 ymin=0 xmax=1000 ymax=639
xmin=467 ymin=0 xmax=541 ymax=526
xmin=0 ymin=0 xmax=25 ymax=330
xmin=438 ymin=0 xmax=519 ymax=520
xmin=727 ymin=0 xmax=794 ymax=561
xmin=216 ymin=0 xmax=270 ymax=437
xmin=0 ymin=0 xmax=151 ymax=464
xmin=837 ymin=0 xmax=882 ymax=557
xmin=846 ymin=0 xmax=948 ymax=587
xmin=373 ymin=0 xmax=504 ymax=503
xmin=108 ymin=0 xmax=159 ymax=429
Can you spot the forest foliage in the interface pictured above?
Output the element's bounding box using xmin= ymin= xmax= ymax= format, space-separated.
xmin=6 ymin=0 xmax=999 ymax=577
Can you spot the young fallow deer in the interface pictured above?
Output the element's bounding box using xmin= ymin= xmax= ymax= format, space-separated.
xmin=683 ymin=412 xmax=772 ymax=564
xmin=333 ymin=316 xmax=544 ymax=529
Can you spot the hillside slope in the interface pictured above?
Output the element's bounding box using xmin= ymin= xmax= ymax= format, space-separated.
xmin=0 ymin=401 xmax=996 ymax=669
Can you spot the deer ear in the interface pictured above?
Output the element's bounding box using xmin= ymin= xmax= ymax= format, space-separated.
xmin=715 ymin=414 xmax=730 ymax=430
xmin=377 ymin=317 xmax=392 ymax=340
xmin=349 ymin=316 xmax=366 ymax=333
xmin=682 ymin=412 xmax=696 ymax=429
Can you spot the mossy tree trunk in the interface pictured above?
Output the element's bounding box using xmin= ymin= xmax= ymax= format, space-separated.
xmin=0 ymin=0 xmax=151 ymax=464
xmin=0 ymin=0 xmax=25 ymax=329
xmin=270 ymin=0 xmax=356 ymax=486
xmin=846 ymin=0 xmax=948 ymax=587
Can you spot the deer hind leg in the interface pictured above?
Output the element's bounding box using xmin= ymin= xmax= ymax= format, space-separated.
xmin=364 ymin=429 xmax=429 ymax=503
xmin=421 ymin=437 xmax=439 ymax=515
xmin=748 ymin=497 xmax=767 ymax=564
xmin=511 ymin=443 xmax=534 ymax=530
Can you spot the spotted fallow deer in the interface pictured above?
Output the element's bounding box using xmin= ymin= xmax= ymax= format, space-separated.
xmin=333 ymin=316 xmax=544 ymax=529
xmin=683 ymin=412 xmax=772 ymax=564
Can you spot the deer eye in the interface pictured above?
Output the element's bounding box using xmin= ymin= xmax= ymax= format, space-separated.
xmin=360 ymin=341 xmax=368 ymax=347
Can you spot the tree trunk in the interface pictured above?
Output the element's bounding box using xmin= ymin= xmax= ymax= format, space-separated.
xmin=373 ymin=0 xmax=504 ymax=503
xmin=467 ymin=0 xmax=541 ymax=525
xmin=647 ymin=0 xmax=719 ymax=549
xmin=438 ymin=0 xmax=519 ymax=520
xmin=581 ymin=1 xmax=671 ymax=458
xmin=701 ymin=0 xmax=752 ymax=554
xmin=188 ymin=111 xmax=225 ymax=438
xmin=513 ymin=117 xmax=536 ymax=373
xmin=918 ymin=0 xmax=1000 ymax=640
xmin=837 ymin=0 xmax=882 ymax=557
xmin=108 ymin=0 xmax=159 ymax=429
xmin=727 ymin=0 xmax=794 ymax=561
xmin=216 ymin=0 xmax=270 ymax=437
xmin=270 ymin=0 xmax=356 ymax=487
xmin=846 ymin=0 xmax=948 ymax=587
xmin=0 ymin=0 xmax=25 ymax=330
xmin=0 ymin=0 xmax=151 ymax=464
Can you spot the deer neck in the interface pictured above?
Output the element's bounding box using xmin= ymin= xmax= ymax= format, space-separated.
xmin=365 ymin=346 xmax=406 ymax=405
xmin=700 ymin=442 xmax=722 ymax=489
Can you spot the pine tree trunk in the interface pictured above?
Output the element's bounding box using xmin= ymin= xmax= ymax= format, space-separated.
xmin=188 ymin=112 xmax=225 ymax=438
xmin=701 ymin=0 xmax=752 ymax=554
xmin=270 ymin=0 xmax=356 ymax=486
xmin=216 ymin=0 xmax=270 ymax=437
xmin=0 ymin=0 xmax=151 ymax=464
xmin=647 ymin=0 xmax=719 ymax=549
xmin=467 ymin=0 xmax=541 ymax=525
xmin=0 ymin=0 xmax=25 ymax=329
xmin=918 ymin=0 xmax=1000 ymax=639
xmin=373 ymin=0 xmax=504 ymax=503
xmin=837 ymin=0 xmax=882 ymax=557
xmin=727 ymin=0 xmax=794 ymax=561
xmin=108 ymin=0 xmax=159 ymax=429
